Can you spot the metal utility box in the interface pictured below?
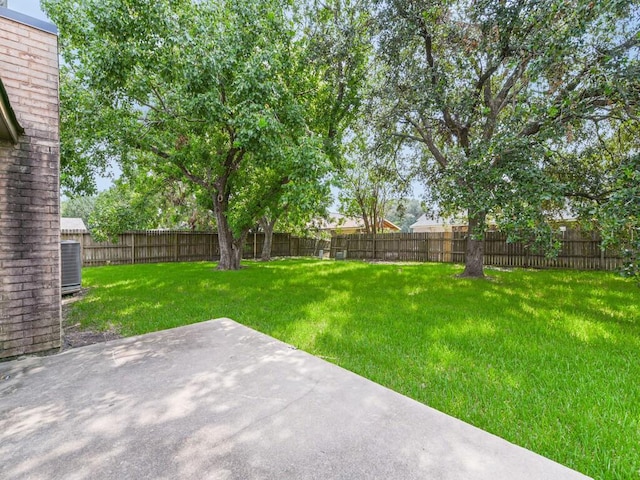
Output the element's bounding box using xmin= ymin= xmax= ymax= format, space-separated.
xmin=61 ymin=240 xmax=82 ymax=294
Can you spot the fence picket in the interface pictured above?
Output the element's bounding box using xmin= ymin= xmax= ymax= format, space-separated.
xmin=60 ymin=229 xmax=623 ymax=271
xmin=60 ymin=230 xmax=330 ymax=267
xmin=327 ymin=230 xmax=622 ymax=271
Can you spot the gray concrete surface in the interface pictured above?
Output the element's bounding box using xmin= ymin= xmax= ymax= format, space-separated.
xmin=0 ymin=318 xmax=590 ymax=480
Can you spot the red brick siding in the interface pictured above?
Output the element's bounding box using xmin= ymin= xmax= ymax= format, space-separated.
xmin=0 ymin=15 xmax=61 ymax=359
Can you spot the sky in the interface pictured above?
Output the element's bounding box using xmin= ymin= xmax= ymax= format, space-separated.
xmin=7 ymin=0 xmax=49 ymax=21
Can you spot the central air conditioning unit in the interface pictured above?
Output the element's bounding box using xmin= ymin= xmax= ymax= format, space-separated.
xmin=61 ymin=240 xmax=82 ymax=294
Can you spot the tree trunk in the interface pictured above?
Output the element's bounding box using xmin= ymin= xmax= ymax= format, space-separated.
xmin=233 ymin=231 xmax=248 ymax=267
xmin=360 ymin=206 xmax=371 ymax=234
xmin=460 ymin=210 xmax=486 ymax=278
xmin=213 ymin=192 xmax=244 ymax=270
xmin=259 ymin=216 xmax=277 ymax=261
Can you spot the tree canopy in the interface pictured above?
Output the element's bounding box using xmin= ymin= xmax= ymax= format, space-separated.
xmin=385 ymin=199 xmax=425 ymax=233
xmin=44 ymin=0 xmax=370 ymax=269
xmin=49 ymin=0 xmax=639 ymax=278
xmin=559 ymin=119 xmax=640 ymax=280
xmin=338 ymin=121 xmax=412 ymax=234
xmin=374 ymin=0 xmax=640 ymax=276
xmin=61 ymin=195 xmax=97 ymax=228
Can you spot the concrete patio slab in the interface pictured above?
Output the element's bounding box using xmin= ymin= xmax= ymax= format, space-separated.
xmin=0 ymin=318 xmax=590 ymax=480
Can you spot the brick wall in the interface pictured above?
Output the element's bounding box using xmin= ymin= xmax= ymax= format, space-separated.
xmin=0 ymin=11 xmax=60 ymax=359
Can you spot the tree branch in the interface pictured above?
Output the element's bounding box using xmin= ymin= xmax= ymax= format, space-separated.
xmin=481 ymin=57 xmax=530 ymax=141
xmin=565 ymin=189 xmax=614 ymax=203
xmin=494 ymin=57 xmax=530 ymax=112
xmin=146 ymin=144 xmax=210 ymax=189
xmin=520 ymin=34 xmax=639 ymax=137
xmin=177 ymin=164 xmax=209 ymax=189
xmin=391 ymin=132 xmax=428 ymax=144
xmin=404 ymin=116 xmax=448 ymax=168
xmin=416 ymin=17 xmax=436 ymax=86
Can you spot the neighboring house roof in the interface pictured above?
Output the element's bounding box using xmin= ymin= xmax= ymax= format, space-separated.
xmin=410 ymin=213 xmax=467 ymax=230
xmin=317 ymin=213 xmax=360 ymax=230
xmin=0 ymin=77 xmax=23 ymax=144
xmin=316 ymin=213 xmax=400 ymax=233
xmin=61 ymin=217 xmax=88 ymax=232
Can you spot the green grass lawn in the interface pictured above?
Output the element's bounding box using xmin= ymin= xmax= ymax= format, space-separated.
xmin=68 ymin=259 xmax=640 ymax=480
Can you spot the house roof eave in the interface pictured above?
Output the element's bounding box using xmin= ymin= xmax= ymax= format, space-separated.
xmin=0 ymin=78 xmax=23 ymax=144
xmin=382 ymin=219 xmax=401 ymax=231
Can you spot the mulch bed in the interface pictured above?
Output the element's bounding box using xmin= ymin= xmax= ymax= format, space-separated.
xmin=61 ymin=289 xmax=122 ymax=350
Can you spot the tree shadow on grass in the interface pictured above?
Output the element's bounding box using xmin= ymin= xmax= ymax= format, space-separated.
xmin=297 ymin=264 xmax=639 ymax=480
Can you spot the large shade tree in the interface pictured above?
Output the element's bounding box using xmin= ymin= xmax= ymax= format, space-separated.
xmin=86 ymin=171 xmax=219 ymax=241
xmin=375 ymin=0 xmax=640 ymax=277
xmin=44 ymin=0 xmax=369 ymax=269
xmin=256 ymin=174 xmax=332 ymax=261
xmin=385 ymin=198 xmax=425 ymax=233
xmin=61 ymin=195 xmax=97 ymax=228
xmin=338 ymin=122 xmax=412 ymax=234
xmin=87 ymin=181 xmax=160 ymax=242
xmin=58 ymin=70 xmax=113 ymax=196
xmin=558 ymin=119 xmax=640 ymax=281
xmin=254 ymin=0 xmax=373 ymax=260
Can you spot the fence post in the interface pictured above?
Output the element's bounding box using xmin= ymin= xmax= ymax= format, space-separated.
xmin=444 ymin=231 xmax=453 ymax=263
xmin=131 ymin=232 xmax=135 ymax=264
xmin=81 ymin=232 xmax=87 ymax=266
xmin=373 ymin=234 xmax=376 ymax=260
xmin=174 ymin=231 xmax=178 ymax=262
xmin=424 ymin=236 xmax=428 ymax=262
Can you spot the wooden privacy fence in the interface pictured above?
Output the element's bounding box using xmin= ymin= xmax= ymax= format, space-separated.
xmin=61 ymin=230 xmax=330 ymax=267
xmin=330 ymin=230 xmax=624 ymax=271
xmin=61 ymin=229 xmax=623 ymax=271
